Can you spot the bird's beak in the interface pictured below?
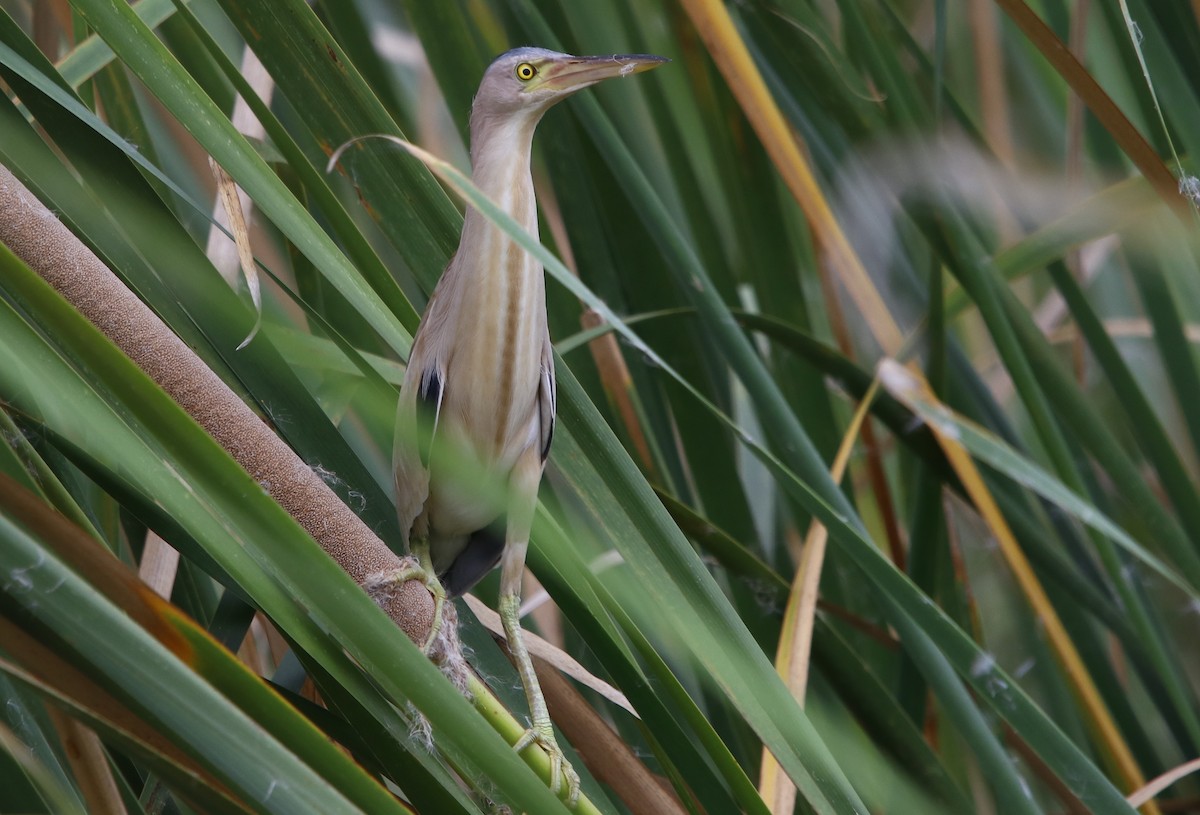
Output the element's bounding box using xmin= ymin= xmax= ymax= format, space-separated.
xmin=533 ymin=53 xmax=668 ymax=93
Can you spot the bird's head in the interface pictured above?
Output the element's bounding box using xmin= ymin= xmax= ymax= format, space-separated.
xmin=471 ymin=47 xmax=667 ymax=127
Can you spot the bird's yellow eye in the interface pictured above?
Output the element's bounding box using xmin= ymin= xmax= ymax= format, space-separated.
xmin=515 ymin=62 xmax=537 ymax=81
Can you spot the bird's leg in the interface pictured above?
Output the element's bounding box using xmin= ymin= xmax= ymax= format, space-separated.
xmin=500 ymin=456 xmax=580 ymax=806
xmin=394 ymin=536 xmax=447 ymax=652
xmin=500 ymin=592 xmax=581 ymax=806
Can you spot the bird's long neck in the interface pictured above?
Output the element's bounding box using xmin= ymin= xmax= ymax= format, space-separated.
xmin=464 ymin=112 xmax=540 ymax=242
xmin=443 ymin=110 xmax=548 ymax=453
xmin=453 ymin=110 xmax=546 ymax=318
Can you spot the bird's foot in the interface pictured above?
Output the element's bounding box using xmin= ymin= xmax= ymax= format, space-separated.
xmin=390 ymin=560 xmax=447 ymax=653
xmin=514 ymin=725 xmax=580 ymax=806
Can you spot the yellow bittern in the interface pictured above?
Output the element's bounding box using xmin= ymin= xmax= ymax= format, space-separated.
xmin=393 ymin=48 xmax=666 ymax=801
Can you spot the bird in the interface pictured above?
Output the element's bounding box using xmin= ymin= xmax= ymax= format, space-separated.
xmin=392 ymin=47 xmax=667 ymax=803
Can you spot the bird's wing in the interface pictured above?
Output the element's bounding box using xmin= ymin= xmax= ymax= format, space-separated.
xmin=394 ymin=287 xmax=452 ymax=546
xmin=394 ymin=367 xmax=441 ymax=546
xmin=537 ymin=332 xmax=556 ymax=463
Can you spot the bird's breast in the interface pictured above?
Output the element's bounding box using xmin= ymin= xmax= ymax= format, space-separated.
xmin=443 ymin=219 xmax=547 ymax=468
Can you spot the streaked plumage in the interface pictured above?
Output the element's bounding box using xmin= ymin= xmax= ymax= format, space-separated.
xmin=392 ymin=46 xmax=666 ymax=801
xmin=395 ymin=48 xmax=561 ymax=596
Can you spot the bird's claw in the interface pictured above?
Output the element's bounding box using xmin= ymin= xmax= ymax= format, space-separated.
xmin=514 ymin=726 xmax=580 ymax=806
xmin=390 ymin=560 xmax=446 ymax=652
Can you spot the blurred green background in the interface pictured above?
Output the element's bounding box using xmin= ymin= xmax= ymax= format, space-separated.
xmin=1 ymin=0 xmax=1199 ymax=813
